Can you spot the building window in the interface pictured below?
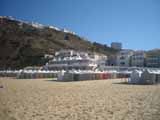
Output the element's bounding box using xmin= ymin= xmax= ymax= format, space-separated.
xmin=64 ymin=35 xmax=69 ymax=40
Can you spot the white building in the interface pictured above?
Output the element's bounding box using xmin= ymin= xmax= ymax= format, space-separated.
xmin=131 ymin=51 xmax=145 ymax=67
xmin=117 ymin=50 xmax=133 ymax=67
xmin=61 ymin=28 xmax=76 ymax=35
xmin=45 ymin=50 xmax=107 ymax=71
xmin=111 ymin=42 xmax=122 ymax=50
xmin=107 ymin=55 xmax=118 ymax=66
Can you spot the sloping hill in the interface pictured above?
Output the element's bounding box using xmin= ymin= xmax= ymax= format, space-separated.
xmin=146 ymin=49 xmax=160 ymax=57
xmin=0 ymin=16 xmax=118 ymax=69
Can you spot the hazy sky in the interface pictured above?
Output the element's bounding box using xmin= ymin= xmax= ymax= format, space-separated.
xmin=1 ymin=0 xmax=160 ymax=50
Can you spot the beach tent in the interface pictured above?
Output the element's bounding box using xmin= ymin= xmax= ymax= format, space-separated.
xmin=57 ymin=70 xmax=75 ymax=81
xmin=129 ymin=70 xmax=142 ymax=84
xmin=57 ymin=70 xmax=65 ymax=80
xmin=141 ymin=69 xmax=160 ymax=84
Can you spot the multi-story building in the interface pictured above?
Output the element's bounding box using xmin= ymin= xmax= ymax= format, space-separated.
xmin=90 ymin=54 xmax=107 ymax=67
xmin=111 ymin=42 xmax=122 ymax=50
xmin=146 ymin=55 xmax=160 ymax=68
xmin=45 ymin=50 xmax=107 ymax=71
xmin=107 ymin=55 xmax=117 ymax=66
xmin=117 ymin=49 xmax=133 ymax=67
xmin=131 ymin=51 xmax=146 ymax=67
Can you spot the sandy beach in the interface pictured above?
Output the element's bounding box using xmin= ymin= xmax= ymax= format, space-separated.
xmin=0 ymin=77 xmax=160 ymax=120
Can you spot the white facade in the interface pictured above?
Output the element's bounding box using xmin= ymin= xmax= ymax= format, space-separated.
xmin=89 ymin=54 xmax=107 ymax=66
xmin=45 ymin=50 xmax=107 ymax=71
xmin=117 ymin=50 xmax=133 ymax=67
xmin=131 ymin=51 xmax=145 ymax=67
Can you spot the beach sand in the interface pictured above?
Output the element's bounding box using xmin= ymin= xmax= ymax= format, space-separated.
xmin=0 ymin=77 xmax=160 ymax=120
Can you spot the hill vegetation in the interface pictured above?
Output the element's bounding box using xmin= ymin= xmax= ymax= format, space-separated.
xmin=0 ymin=16 xmax=118 ymax=69
xmin=146 ymin=49 xmax=160 ymax=57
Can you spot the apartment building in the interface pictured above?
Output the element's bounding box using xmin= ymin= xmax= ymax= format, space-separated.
xmin=146 ymin=55 xmax=160 ymax=68
xmin=131 ymin=51 xmax=145 ymax=67
xmin=111 ymin=42 xmax=122 ymax=50
xmin=117 ymin=50 xmax=133 ymax=67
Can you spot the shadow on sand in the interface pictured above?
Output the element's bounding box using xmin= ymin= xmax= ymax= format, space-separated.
xmin=45 ymin=79 xmax=103 ymax=82
xmin=112 ymin=82 xmax=157 ymax=86
xmin=45 ymin=80 xmax=69 ymax=82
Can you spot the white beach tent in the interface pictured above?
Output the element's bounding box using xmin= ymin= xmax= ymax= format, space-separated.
xmin=129 ymin=70 xmax=142 ymax=84
xmin=57 ymin=70 xmax=66 ymax=80
xmin=141 ymin=69 xmax=160 ymax=84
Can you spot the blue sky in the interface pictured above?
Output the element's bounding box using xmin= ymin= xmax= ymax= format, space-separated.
xmin=1 ymin=0 xmax=160 ymax=50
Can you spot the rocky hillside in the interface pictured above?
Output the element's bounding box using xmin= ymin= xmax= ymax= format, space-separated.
xmin=0 ymin=16 xmax=118 ymax=69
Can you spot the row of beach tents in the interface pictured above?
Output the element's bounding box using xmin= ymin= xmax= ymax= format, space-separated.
xmin=1 ymin=69 xmax=160 ymax=84
xmin=57 ymin=71 xmax=130 ymax=81
xmin=0 ymin=70 xmax=130 ymax=80
xmin=129 ymin=69 xmax=160 ymax=84
xmin=0 ymin=70 xmax=58 ymax=79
